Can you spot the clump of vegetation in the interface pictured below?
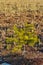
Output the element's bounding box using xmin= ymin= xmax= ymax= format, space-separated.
xmin=3 ymin=21 xmax=39 ymax=52
xmin=13 ymin=23 xmax=39 ymax=46
xmin=12 ymin=23 xmax=39 ymax=52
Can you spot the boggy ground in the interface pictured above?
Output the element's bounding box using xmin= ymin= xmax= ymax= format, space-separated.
xmin=2 ymin=53 xmax=43 ymax=65
xmin=1 ymin=45 xmax=43 ymax=65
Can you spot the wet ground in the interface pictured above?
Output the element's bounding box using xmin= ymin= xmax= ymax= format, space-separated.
xmin=0 ymin=54 xmax=43 ymax=65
